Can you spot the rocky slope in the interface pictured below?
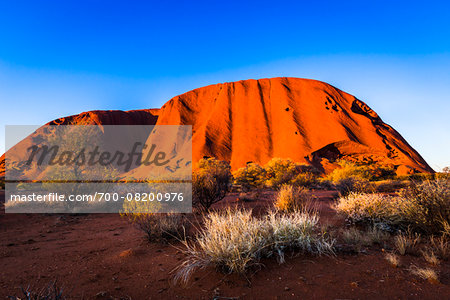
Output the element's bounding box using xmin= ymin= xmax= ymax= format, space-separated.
xmin=1 ymin=78 xmax=433 ymax=178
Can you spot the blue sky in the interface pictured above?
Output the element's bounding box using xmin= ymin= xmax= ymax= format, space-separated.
xmin=1 ymin=1 xmax=449 ymax=170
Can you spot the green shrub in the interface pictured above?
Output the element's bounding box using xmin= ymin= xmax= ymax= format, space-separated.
xmin=290 ymin=172 xmax=318 ymax=187
xmin=327 ymin=159 xmax=395 ymax=182
xmin=264 ymin=158 xmax=299 ymax=188
xmin=232 ymin=163 xmax=267 ymax=191
xmin=193 ymin=158 xmax=232 ymax=211
xmin=264 ymin=158 xmax=318 ymax=189
xmin=326 ymin=160 xmax=372 ymax=182
xmin=399 ymin=179 xmax=450 ymax=235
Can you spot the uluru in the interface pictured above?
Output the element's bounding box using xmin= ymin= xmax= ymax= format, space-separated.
xmin=0 ymin=77 xmax=433 ymax=177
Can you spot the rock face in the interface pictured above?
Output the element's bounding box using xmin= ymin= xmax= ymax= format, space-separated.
xmin=155 ymin=77 xmax=432 ymax=174
xmin=1 ymin=77 xmax=433 ymax=178
xmin=48 ymin=109 xmax=160 ymax=126
xmin=0 ymin=109 xmax=160 ymax=178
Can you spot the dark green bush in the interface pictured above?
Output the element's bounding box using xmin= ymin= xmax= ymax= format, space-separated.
xmin=264 ymin=158 xmax=318 ymax=189
xmin=193 ymin=158 xmax=232 ymax=211
xmin=232 ymin=163 xmax=267 ymax=191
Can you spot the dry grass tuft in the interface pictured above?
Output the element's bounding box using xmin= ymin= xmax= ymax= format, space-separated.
xmin=385 ymin=252 xmax=400 ymax=267
xmin=366 ymin=226 xmax=390 ymax=245
xmin=421 ymin=249 xmax=440 ymax=266
xmin=341 ymin=226 xmax=389 ymax=251
xmin=342 ymin=228 xmax=367 ymax=247
xmin=121 ymin=201 xmax=188 ymax=241
xmin=274 ymin=184 xmax=315 ymax=213
xmin=429 ymin=236 xmax=449 ymax=260
xmin=394 ymin=230 xmax=421 ymax=256
xmin=409 ymin=266 xmax=439 ymax=284
xmin=335 ymin=179 xmax=450 ymax=235
xmin=334 ymin=192 xmax=407 ymax=228
xmin=173 ymin=208 xmax=334 ymax=284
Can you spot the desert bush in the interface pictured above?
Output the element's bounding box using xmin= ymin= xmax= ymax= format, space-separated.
xmin=436 ymin=166 xmax=450 ymax=178
xmin=274 ymin=185 xmax=315 ymax=213
xmin=326 ymin=160 xmax=372 ymax=182
xmin=374 ymin=180 xmax=410 ymax=193
xmin=365 ymin=225 xmax=390 ymax=245
xmin=342 ymin=227 xmax=370 ymax=248
xmin=334 ymin=192 xmax=407 ymax=229
xmin=125 ymin=213 xmax=187 ymax=241
xmin=334 ymin=177 xmax=374 ymax=196
xmin=341 ymin=226 xmax=389 ymax=251
xmin=232 ymin=163 xmax=267 ymax=191
xmin=264 ymin=158 xmax=299 ymax=188
xmin=174 ymin=208 xmax=334 ymax=283
xmin=174 ymin=209 xmax=269 ymax=282
xmin=335 ymin=179 xmax=450 ymax=235
xmin=121 ymin=200 xmax=187 ymax=241
xmin=435 ymin=167 xmax=450 ymax=180
xmin=327 ymin=159 xmax=396 ymax=183
xmin=264 ymin=158 xmax=317 ymax=189
xmin=316 ymin=178 xmax=335 ymax=190
xmin=290 ymin=172 xmax=318 ymax=187
xmin=399 ymin=179 xmax=450 ymax=235
xmin=396 ymin=173 xmax=435 ymax=182
xmin=266 ymin=210 xmax=333 ymax=263
xmin=193 ymin=158 xmax=232 ymax=211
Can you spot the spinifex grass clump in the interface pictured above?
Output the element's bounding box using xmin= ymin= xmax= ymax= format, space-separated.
xmin=121 ymin=200 xmax=187 ymax=241
xmin=334 ymin=192 xmax=408 ymax=229
xmin=274 ymin=184 xmax=315 ymax=213
xmin=335 ymin=179 xmax=450 ymax=235
xmin=174 ymin=208 xmax=334 ymax=284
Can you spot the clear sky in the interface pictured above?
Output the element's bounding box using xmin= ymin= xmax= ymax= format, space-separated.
xmin=1 ymin=1 xmax=449 ymax=170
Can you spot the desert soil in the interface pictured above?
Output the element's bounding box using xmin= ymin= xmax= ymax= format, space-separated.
xmin=0 ymin=190 xmax=449 ymax=299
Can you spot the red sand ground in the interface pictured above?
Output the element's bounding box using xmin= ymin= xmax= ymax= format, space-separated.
xmin=1 ymin=190 xmax=449 ymax=299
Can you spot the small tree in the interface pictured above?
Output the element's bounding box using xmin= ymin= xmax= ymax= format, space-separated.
xmin=233 ymin=163 xmax=267 ymax=191
xmin=192 ymin=158 xmax=231 ymax=211
xmin=264 ymin=158 xmax=299 ymax=188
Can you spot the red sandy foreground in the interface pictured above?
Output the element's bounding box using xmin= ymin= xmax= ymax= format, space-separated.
xmin=1 ymin=190 xmax=448 ymax=299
